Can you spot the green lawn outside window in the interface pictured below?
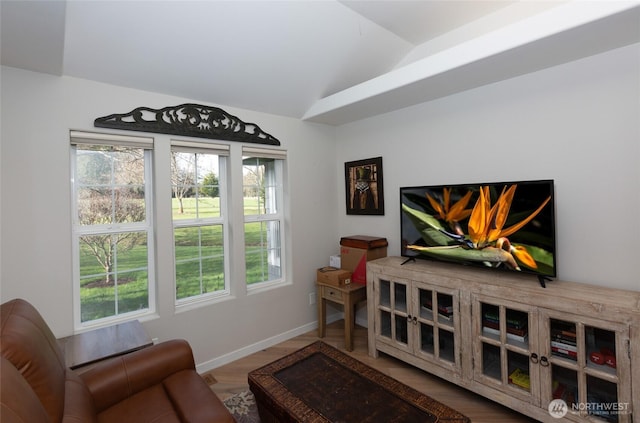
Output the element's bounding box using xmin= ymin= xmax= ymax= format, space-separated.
xmin=80 ymin=198 xmax=268 ymax=321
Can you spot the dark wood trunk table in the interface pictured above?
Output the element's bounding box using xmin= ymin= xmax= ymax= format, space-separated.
xmin=248 ymin=341 xmax=470 ymax=422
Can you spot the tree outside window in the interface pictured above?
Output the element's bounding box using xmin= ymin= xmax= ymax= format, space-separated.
xmin=72 ymin=143 xmax=152 ymax=323
xmin=171 ymin=148 xmax=227 ymax=302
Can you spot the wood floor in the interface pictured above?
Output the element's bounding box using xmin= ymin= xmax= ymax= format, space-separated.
xmin=207 ymin=320 xmax=538 ymax=422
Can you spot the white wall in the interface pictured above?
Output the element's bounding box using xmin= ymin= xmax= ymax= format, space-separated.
xmin=0 ymin=67 xmax=339 ymax=366
xmin=2 ymin=41 xmax=638 ymax=369
xmin=337 ymin=43 xmax=640 ymax=292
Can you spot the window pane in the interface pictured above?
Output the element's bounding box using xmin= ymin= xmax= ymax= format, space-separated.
xmin=78 ymin=232 xmax=149 ymax=322
xmin=117 ymin=268 xmax=149 ymax=315
xmin=172 ymin=151 xmax=220 ymax=219
xmin=77 ymin=187 xmax=145 ymax=225
xmin=245 ymin=220 xmax=281 ymax=284
xmin=174 ymin=225 xmax=225 ymax=300
xmin=73 ymin=140 xmax=152 ymax=326
xmin=76 ymin=148 xmax=112 ymax=185
xmin=172 ymin=148 xmax=226 ymax=303
xmin=202 ymin=255 xmax=225 ymax=293
xmin=243 ymin=157 xmax=278 ymax=216
xmin=243 ymin=154 xmax=284 ymax=286
xmin=76 ymin=145 xmax=146 ymax=225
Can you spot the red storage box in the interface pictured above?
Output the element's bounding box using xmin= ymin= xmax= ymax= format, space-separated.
xmin=339 ymin=236 xmax=387 ymax=285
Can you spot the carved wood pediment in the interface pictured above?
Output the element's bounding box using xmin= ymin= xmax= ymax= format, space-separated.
xmin=95 ymin=103 xmax=280 ymax=145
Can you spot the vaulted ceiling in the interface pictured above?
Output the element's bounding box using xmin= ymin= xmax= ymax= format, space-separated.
xmin=2 ymin=1 xmax=639 ymax=125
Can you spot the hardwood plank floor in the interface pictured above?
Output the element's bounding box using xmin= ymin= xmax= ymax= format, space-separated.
xmin=207 ymin=320 xmax=538 ymax=422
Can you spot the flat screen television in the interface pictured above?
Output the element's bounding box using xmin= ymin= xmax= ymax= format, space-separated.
xmin=400 ymin=180 xmax=556 ymax=282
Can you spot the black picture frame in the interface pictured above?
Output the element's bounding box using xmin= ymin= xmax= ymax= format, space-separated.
xmin=345 ymin=157 xmax=384 ymax=215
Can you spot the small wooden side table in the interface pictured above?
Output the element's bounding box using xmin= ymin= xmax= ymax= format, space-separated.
xmin=58 ymin=320 xmax=153 ymax=370
xmin=316 ymin=281 xmax=367 ymax=351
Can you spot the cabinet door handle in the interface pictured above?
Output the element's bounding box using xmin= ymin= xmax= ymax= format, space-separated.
xmin=412 ymin=316 xmax=418 ymax=325
xmin=530 ymin=353 xmax=539 ymax=364
xmin=540 ymin=356 xmax=550 ymax=367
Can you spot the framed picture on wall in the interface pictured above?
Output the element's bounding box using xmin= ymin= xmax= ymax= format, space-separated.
xmin=345 ymin=156 xmax=384 ymax=215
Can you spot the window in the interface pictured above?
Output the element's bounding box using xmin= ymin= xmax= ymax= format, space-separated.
xmin=71 ymin=131 xmax=154 ymax=326
xmin=171 ymin=142 xmax=229 ymax=303
xmin=242 ymin=147 xmax=286 ymax=286
xmin=71 ymin=131 xmax=288 ymax=327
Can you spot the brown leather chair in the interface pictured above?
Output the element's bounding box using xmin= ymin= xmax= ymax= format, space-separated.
xmin=0 ymin=298 xmax=234 ymax=423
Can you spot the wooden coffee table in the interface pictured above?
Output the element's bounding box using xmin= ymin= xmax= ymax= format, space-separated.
xmin=248 ymin=341 xmax=470 ymax=423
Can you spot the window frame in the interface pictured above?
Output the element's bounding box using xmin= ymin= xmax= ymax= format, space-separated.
xmin=170 ymin=141 xmax=231 ymax=308
xmin=70 ymin=131 xmax=290 ymax=329
xmin=242 ymin=146 xmax=287 ymax=291
xmin=70 ymin=131 xmax=156 ymax=329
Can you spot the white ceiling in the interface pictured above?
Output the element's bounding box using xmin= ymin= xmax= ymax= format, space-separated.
xmin=339 ymin=0 xmax=514 ymax=45
xmin=2 ymin=1 xmax=639 ymax=125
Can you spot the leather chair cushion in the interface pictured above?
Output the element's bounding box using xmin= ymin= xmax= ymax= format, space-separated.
xmin=96 ymin=370 xmax=236 ymax=423
xmin=0 ymin=299 xmax=66 ymax=423
xmin=163 ymin=370 xmax=236 ymax=423
xmin=80 ymin=340 xmax=196 ymax=412
xmin=0 ymin=356 xmax=52 ymax=423
xmin=96 ymin=384 xmax=181 ymax=423
xmin=62 ymin=370 xmax=98 ymax=423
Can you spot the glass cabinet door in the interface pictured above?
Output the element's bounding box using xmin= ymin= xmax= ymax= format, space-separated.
xmin=375 ymin=278 xmax=410 ymax=349
xmin=472 ymin=294 xmax=539 ymax=405
xmin=541 ymin=313 xmax=632 ymax=422
xmin=414 ymin=283 xmax=459 ymax=372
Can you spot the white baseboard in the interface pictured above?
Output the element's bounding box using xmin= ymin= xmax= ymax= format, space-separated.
xmin=197 ymin=312 xmax=347 ymax=373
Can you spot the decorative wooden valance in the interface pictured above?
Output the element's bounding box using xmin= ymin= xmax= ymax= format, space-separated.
xmin=95 ymin=103 xmax=280 ymax=145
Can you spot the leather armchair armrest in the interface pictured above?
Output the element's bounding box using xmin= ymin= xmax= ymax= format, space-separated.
xmin=80 ymin=339 xmax=196 ymax=412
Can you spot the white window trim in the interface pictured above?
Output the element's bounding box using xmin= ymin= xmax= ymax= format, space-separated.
xmin=70 ymin=131 xmax=156 ymax=330
xmin=171 ymin=141 xmax=232 ymax=309
xmin=69 ymin=132 xmax=291 ymax=325
xmin=242 ymin=147 xmax=287 ymax=291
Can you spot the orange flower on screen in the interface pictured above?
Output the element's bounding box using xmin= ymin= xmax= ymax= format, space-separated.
xmin=426 ymin=188 xmax=473 ymax=235
xmin=468 ymin=185 xmax=550 ymax=250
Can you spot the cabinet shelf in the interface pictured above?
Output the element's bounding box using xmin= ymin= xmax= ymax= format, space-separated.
xmin=506 ymin=343 xmax=531 ymax=356
xmin=479 ymin=333 xmax=502 ymax=347
xmin=549 ymin=355 xmax=580 ymax=370
xmin=480 ymin=330 xmax=530 ymax=352
xmin=584 ymin=365 xmax=619 ymax=383
xmin=367 ymin=257 xmax=639 ymax=423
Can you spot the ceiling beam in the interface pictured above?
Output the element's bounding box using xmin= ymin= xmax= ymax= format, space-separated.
xmin=303 ymin=2 xmax=640 ymax=126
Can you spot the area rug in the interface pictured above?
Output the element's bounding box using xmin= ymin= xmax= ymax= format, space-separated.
xmin=222 ymin=390 xmax=261 ymax=423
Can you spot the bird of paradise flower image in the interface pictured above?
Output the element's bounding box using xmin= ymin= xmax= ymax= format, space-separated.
xmin=401 ymin=183 xmax=554 ymax=275
xmin=425 ymin=187 xmax=473 ymax=236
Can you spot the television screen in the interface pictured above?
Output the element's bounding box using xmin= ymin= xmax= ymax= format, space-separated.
xmin=400 ymin=180 xmax=556 ymax=279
